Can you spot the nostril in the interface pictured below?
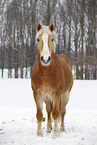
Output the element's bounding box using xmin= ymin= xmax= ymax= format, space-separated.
xmin=41 ymin=56 xmax=44 ymax=61
xmin=48 ymin=56 xmax=51 ymax=62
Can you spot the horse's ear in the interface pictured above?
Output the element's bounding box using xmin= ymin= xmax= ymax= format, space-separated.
xmin=37 ymin=23 xmax=42 ymax=31
xmin=49 ymin=23 xmax=54 ymax=32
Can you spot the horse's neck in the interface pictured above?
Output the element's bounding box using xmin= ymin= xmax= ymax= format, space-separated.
xmin=37 ymin=53 xmax=57 ymax=75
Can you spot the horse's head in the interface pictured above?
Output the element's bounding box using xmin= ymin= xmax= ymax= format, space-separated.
xmin=36 ymin=23 xmax=57 ymax=66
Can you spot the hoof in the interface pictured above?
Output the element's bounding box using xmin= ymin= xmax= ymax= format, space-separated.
xmin=46 ymin=128 xmax=51 ymax=133
xmin=60 ymin=126 xmax=66 ymax=133
xmin=37 ymin=130 xmax=43 ymax=137
xmin=52 ymin=130 xmax=60 ymax=139
xmin=46 ymin=125 xmax=52 ymax=133
xmin=46 ymin=130 xmax=51 ymax=134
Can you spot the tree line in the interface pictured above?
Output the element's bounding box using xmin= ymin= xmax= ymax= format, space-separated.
xmin=0 ymin=0 xmax=97 ymax=79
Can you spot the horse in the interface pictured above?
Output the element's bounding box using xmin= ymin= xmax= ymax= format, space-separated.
xmin=31 ymin=23 xmax=73 ymax=138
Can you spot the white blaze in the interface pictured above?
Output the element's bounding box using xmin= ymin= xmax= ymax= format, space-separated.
xmin=41 ymin=33 xmax=51 ymax=62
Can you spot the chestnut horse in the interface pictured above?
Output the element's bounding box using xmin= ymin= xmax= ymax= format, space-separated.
xmin=31 ymin=23 xmax=73 ymax=138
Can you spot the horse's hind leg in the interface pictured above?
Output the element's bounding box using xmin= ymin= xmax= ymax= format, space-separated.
xmin=60 ymin=91 xmax=69 ymax=132
xmin=45 ymin=100 xmax=53 ymax=133
xmin=60 ymin=107 xmax=66 ymax=132
xmin=33 ymin=91 xmax=43 ymax=136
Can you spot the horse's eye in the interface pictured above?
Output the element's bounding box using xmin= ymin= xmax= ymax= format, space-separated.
xmin=37 ymin=38 xmax=40 ymax=42
xmin=51 ymin=38 xmax=54 ymax=42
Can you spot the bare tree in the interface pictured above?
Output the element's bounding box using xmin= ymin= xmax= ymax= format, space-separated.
xmin=0 ymin=0 xmax=96 ymax=79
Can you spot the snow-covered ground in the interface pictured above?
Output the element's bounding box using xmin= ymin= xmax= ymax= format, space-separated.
xmin=0 ymin=79 xmax=97 ymax=145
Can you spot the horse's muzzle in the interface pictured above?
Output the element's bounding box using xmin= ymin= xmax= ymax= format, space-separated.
xmin=40 ymin=56 xmax=51 ymax=65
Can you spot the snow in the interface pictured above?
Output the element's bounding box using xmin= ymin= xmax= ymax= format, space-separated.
xmin=0 ymin=79 xmax=97 ymax=145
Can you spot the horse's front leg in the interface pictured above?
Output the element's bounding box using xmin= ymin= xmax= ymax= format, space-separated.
xmin=34 ymin=91 xmax=43 ymax=136
xmin=36 ymin=105 xmax=43 ymax=136
xmin=52 ymin=93 xmax=61 ymax=138
xmin=45 ymin=100 xmax=53 ymax=133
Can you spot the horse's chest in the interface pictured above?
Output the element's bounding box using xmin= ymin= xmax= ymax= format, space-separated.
xmin=36 ymin=75 xmax=56 ymax=101
xmin=38 ymin=73 xmax=56 ymax=88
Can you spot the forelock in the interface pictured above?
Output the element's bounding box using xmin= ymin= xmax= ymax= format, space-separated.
xmin=36 ymin=26 xmax=57 ymax=41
